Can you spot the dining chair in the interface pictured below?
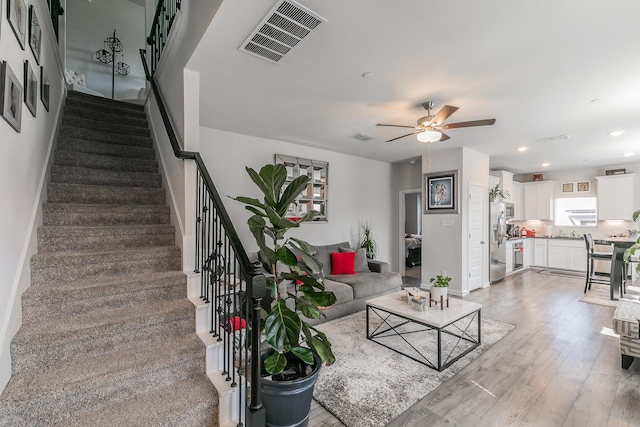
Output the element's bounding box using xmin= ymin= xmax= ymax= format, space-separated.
xmin=584 ymin=234 xmax=613 ymax=293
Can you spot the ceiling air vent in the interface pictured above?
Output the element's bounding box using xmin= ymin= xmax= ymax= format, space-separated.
xmin=351 ymin=132 xmax=376 ymax=141
xmin=240 ymin=0 xmax=327 ymax=63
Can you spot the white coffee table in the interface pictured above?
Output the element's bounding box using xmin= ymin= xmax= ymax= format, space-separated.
xmin=366 ymin=291 xmax=482 ymax=371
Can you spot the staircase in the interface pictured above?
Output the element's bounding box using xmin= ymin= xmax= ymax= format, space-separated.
xmin=0 ymin=91 xmax=218 ymax=426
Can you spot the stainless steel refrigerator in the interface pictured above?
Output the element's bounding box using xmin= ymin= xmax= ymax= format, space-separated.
xmin=490 ymin=202 xmax=506 ymax=282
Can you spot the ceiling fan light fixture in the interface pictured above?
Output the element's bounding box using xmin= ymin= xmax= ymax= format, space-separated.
xmin=417 ymin=130 xmax=441 ymax=143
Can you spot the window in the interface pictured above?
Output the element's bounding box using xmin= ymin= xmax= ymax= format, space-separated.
xmin=554 ymin=197 xmax=597 ymax=226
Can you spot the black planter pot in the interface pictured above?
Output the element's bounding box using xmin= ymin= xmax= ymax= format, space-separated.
xmin=260 ymin=351 xmax=322 ymax=427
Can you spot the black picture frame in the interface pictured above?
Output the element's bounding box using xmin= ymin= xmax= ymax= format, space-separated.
xmin=40 ymin=66 xmax=50 ymax=112
xmin=424 ymin=170 xmax=459 ymax=214
xmin=0 ymin=61 xmax=23 ymax=132
xmin=8 ymin=0 xmax=27 ymax=50
xmin=24 ymin=60 xmax=37 ymax=117
xmin=29 ymin=5 xmax=42 ymax=64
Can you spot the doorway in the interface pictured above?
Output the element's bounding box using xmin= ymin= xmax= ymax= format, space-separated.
xmin=399 ymin=188 xmax=422 ymax=282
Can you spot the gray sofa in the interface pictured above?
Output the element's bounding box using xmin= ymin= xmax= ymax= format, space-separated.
xmin=250 ymin=241 xmax=403 ymax=324
xmin=305 ymin=241 xmax=402 ymax=324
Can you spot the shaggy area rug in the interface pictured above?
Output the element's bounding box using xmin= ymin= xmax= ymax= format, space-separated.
xmin=312 ymin=310 xmax=515 ymax=427
xmin=579 ymin=283 xmax=640 ymax=307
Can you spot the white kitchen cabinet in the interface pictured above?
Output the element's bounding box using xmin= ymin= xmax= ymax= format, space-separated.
xmin=523 ymin=181 xmax=554 ymax=220
xmin=523 ymin=238 xmax=532 ymax=268
xmin=533 ymin=238 xmax=548 ymax=267
xmin=595 ymin=174 xmax=635 ymax=221
xmin=546 ymin=239 xmax=587 ymax=272
xmin=512 ymin=182 xmax=524 ymax=220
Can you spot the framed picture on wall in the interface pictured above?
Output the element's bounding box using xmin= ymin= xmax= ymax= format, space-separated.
xmin=8 ymin=0 xmax=28 ymax=50
xmin=29 ymin=5 xmax=42 ymax=64
xmin=40 ymin=66 xmax=50 ymax=112
xmin=24 ymin=60 xmax=37 ymax=117
xmin=424 ymin=170 xmax=458 ymax=214
xmin=0 ymin=61 xmax=23 ymax=132
xmin=561 ymin=182 xmax=574 ymax=193
xmin=577 ymin=181 xmax=590 ymax=192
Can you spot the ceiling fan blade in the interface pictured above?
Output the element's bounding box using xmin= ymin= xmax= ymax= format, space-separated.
xmin=439 ymin=132 xmax=450 ymax=142
xmin=432 ymin=105 xmax=459 ymax=125
xmin=385 ymin=131 xmax=420 ymax=142
xmin=441 ymin=119 xmax=496 ymax=130
xmin=376 ymin=124 xmax=416 ymax=129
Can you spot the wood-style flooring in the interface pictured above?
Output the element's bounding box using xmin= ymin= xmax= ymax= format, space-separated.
xmin=309 ymin=269 xmax=640 ymax=427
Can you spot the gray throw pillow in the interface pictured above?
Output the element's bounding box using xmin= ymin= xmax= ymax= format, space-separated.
xmin=339 ymin=247 xmax=370 ymax=273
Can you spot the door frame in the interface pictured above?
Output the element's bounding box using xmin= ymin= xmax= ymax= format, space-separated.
xmin=398 ymin=188 xmax=422 ymax=277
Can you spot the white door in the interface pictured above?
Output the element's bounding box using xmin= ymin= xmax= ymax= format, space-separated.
xmin=468 ymin=183 xmax=484 ymax=291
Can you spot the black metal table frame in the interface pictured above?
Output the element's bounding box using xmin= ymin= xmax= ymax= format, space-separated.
xmin=366 ymin=304 xmax=481 ymax=371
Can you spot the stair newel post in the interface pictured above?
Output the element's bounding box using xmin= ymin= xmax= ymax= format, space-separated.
xmin=247 ymin=265 xmax=267 ymax=426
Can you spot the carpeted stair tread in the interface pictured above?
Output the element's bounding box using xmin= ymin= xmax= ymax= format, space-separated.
xmin=21 ymin=271 xmax=186 ymax=324
xmin=37 ymin=224 xmax=175 ymax=251
xmin=62 ymin=115 xmax=150 ymax=137
xmin=30 ymin=245 xmax=181 ymax=284
xmin=51 ymin=165 xmax=162 ymax=188
xmin=65 ymin=96 xmax=147 ymax=119
xmin=43 ymin=203 xmax=170 ymax=226
xmin=66 ymin=91 xmax=145 ymax=112
xmin=63 ymin=105 xmax=148 ymax=128
xmin=54 ymin=150 xmax=159 ymax=173
xmin=11 ymin=298 xmax=195 ymax=372
xmin=54 ymin=374 xmax=218 ymax=427
xmin=57 ymin=137 xmax=156 ymax=159
xmin=47 ymin=182 xmax=166 ymax=205
xmin=0 ymin=334 xmax=205 ymax=426
xmin=59 ymin=125 xmax=153 ymax=147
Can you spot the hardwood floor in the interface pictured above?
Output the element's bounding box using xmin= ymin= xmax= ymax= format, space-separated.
xmin=309 ymin=269 xmax=640 ymax=427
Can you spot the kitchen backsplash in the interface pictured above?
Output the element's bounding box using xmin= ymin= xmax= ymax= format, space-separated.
xmin=509 ymin=219 xmax=638 ymax=239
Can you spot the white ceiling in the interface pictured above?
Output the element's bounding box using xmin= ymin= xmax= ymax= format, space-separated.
xmin=187 ymin=0 xmax=640 ymax=174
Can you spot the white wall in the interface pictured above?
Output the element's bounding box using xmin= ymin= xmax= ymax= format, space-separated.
xmin=421 ymin=148 xmax=490 ymax=296
xmin=199 ymin=128 xmax=394 ymax=264
xmin=66 ymin=0 xmax=146 ymax=100
xmin=0 ymin=0 xmax=65 ymax=392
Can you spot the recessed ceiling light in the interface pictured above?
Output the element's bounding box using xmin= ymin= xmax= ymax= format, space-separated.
xmin=623 ymin=152 xmax=635 ymax=157
xmin=517 ymin=147 xmax=528 ymax=152
xmin=541 ymin=163 xmax=550 ymax=167
xmin=362 ymin=72 xmax=373 ymax=79
xmin=608 ymin=130 xmax=625 ymax=137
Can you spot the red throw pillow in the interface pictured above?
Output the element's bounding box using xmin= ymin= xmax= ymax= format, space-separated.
xmin=331 ymin=251 xmax=356 ymax=275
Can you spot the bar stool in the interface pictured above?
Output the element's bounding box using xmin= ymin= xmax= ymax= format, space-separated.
xmin=584 ymin=234 xmax=613 ymax=293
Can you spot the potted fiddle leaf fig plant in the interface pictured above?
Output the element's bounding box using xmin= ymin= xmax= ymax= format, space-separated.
xmin=624 ymin=209 xmax=640 ymax=276
xmin=489 ymin=184 xmax=510 ymax=202
xmin=234 ymin=163 xmax=336 ymax=427
xmin=429 ymin=273 xmax=451 ymax=303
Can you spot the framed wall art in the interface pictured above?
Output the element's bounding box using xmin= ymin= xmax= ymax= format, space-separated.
xmin=40 ymin=66 xmax=50 ymax=112
xmin=29 ymin=5 xmax=42 ymax=64
xmin=24 ymin=60 xmax=37 ymax=117
xmin=561 ymin=182 xmax=574 ymax=193
xmin=8 ymin=0 xmax=28 ymax=49
xmin=577 ymin=181 xmax=590 ymax=192
xmin=424 ymin=170 xmax=458 ymax=214
xmin=0 ymin=61 xmax=23 ymax=132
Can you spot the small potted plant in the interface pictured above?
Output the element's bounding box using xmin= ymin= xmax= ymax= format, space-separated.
xmin=234 ymin=164 xmax=336 ymax=427
xmin=359 ymin=221 xmax=376 ymax=259
xmin=429 ymin=273 xmax=451 ymax=303
xmin=489 ymin=184 xmax=510 ymax=202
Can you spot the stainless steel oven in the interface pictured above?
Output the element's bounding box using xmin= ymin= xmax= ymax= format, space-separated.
xmin=513 ymin=241 xmax=523 ymax=271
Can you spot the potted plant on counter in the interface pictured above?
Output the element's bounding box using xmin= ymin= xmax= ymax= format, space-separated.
xmin=234 ymin=164 xmax=336 ymax=427
xmin=429 ymin=273 xmax=451 ymax=304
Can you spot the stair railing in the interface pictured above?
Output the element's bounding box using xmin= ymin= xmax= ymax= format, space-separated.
xmin=146 ymin=0 xmax=182 ymax=76
xmin=140 ymin=46 xmax=266 ymax=427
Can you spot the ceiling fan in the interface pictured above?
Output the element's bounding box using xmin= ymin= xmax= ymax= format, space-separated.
xmin=376 ymin=101 xmax=496 ymax=143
